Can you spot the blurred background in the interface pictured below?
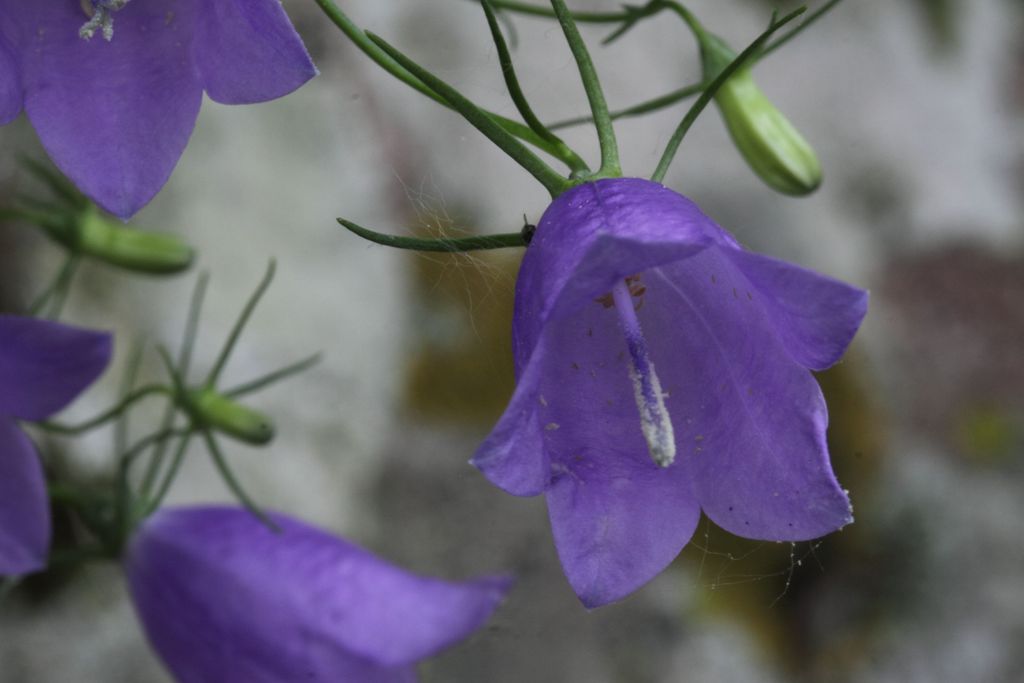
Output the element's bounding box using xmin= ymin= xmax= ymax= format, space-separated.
xmin=1 ymin=0 xmax=1023 ymax=680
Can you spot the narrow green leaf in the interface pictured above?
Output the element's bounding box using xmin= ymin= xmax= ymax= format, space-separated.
xmin=548 ymin=80 xmax=706 ymax=130
xmin=366 ymin=32 xmax=571 ymax=197
xmin=205 ymin=261 xmax=276 ymax=387
xmin=339 ymin=218 xmax=526 ymax=252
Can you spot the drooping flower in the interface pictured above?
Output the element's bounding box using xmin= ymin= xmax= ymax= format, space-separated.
xmin=0 ymin=314 xmax=112 ymax=575
xmin=0 ymin=1 xmax=317 ymax=219
xmin=125 ymin=506 xmax=513 ymax=682
xmin=473 ymin=178 xmax=867 ymax=608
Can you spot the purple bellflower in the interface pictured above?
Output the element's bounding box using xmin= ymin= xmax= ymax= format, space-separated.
xmin=0 ymin=314 xmax=111 ymax=575
xmin=473 ymin=178 xmax=868 ymax=608
xmin=0 ymin=1 xmax=317 ymax=219
xmin=126 ymin=506 xmax=513 ymax=683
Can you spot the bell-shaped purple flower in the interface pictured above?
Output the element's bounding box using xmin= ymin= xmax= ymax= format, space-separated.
xmin=473 ymin=178 xmax=868 ymax=608
xmin=125 ymin=506 xmax=512 ymax=682
xmin=0 ymin=315 xmax=112 ymax=575
xmin=0 ymin=1 xmax=316 ymax=219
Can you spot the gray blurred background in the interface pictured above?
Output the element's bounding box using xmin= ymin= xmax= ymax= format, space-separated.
xmin=1 ymin=0 xmax=1023 ymax=681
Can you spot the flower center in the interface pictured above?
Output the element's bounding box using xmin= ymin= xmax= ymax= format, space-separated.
xmin=610 ymin=278 xmax=676 ymax=468
xmin=79 ymin=0 xmax=131 ymax=42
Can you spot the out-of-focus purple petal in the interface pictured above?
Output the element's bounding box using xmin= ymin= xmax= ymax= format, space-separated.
xmin=0 ymin=418 xmax=50 ymax=576
xmin=8 ymin=3 xmax=202 ymax=218
xmin=728 ymin=249 xmax=868 ymax=370
xmin=642 ymin=246 xmax=853 ymax=540
xmin=0 ymin=315 xmax=112 ymax=421
xmin=0 ymin=36 xmax=21 ymax=125
xmin=126 ymin=507 xmax=510 ymax=682
xmin=194 ymin=0 xmax=317 ymax=104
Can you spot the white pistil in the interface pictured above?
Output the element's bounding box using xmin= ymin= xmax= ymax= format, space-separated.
xmin=79 ymin=0 xmax=131 ymax=42
xmin=611 ymin=279 xmax=676 ymax=468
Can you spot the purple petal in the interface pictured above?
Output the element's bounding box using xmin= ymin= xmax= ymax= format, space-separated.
xmin=126 ymin=506 xmax=511 ymax=682
xmin=547 ymin=463 xmax=699 ymax=608
xmin=0 ymin=36 xmax=22 ymax=125
xmin=509 ymin=293 xmax=701 ymax=607
xmin=510 ymin=179 xmax=735 ymax=364
xmin=728 ymin=249 xmax=868 ymax=370
xmin=641 ymin=246 xmax=853 ymax=540
xmin=6 ymin=3 xmax=203 ymax=218
xmin=0 ymin=315 xmax=112 ymax=421
xmin=471 ymin=353 xmax=551 ymax=496
xmin=0 ymin=418 xmax=50 ymax=575
xmin=194 ymin=0 xmax=317 ymax=104
xmin=546 ymin=459 xmax=699 ymax=608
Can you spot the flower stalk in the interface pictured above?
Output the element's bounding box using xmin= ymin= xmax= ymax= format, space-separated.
xmin=548 ymin=0 xmax=621 ymax=177
xmin=366 ymin=32 xmax=573 ymax=197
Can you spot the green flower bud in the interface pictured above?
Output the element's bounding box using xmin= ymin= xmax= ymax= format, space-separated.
xmin=76 ymin=206 xmax=194 ymax=274
xmin=186 ymin=388 xmax=275 ymax=445
xmin=700 ymin=33 xmax=822 ymax=196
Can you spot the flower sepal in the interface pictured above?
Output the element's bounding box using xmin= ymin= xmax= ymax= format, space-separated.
xmin=184 ymin=387 xmax=275 ymax=446
xmin=74 ymin=206 xmax=194 ymax=275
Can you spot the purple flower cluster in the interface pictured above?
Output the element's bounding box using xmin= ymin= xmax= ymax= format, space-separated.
xmin=0 ymin=315 xmax=111 ymax=575
xmin=0 ymin=313 xmax=510 ymax=679
xmin=0 ymin=3 xmax=870 ymax=678
xmin=0 ymin=0 xmax=317 ymax=218
xmin=474 ymin=178 xmax=867 ymax=607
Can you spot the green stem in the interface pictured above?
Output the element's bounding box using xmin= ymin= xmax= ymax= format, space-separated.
xmin=179 ymin=272 xmax=210 ymax=381
xmin=311 ymin=0 xmax=582 ymax=171
xmin=548 ymin=0 xmax=620 ymax=176
xmin=339 ymin=218 xmax=526 ymax=252
xmin=548 ymin=80 xmax=706 ymax=130
xmin=205 ymin=261 xmax=275 ymax=387
xmin=36 ymin=384 xmax=172 ymax=435
xmin=367 ymin=32 xmax=571 ymax=197
xmin=486 ymin=0 xmax=631 ymax=22
xmin=28 ymin=253 xmax=76 ymax=316
xmin=490 ymin=0 xmax=835 ymax=57
xmin=202 ymin=430 xmax=277 ymax=531
xmin=143 ymin=431 xmax=193 ymax=514
xmin=480 ymin=0 xmax=589 ymax=174
xmin=224 ymin=353 xmax=323 ymax=399
xmin=116 ymin=427 xmax=192 ymax=543
xmin=662 ymin=1 xmax=703 ymax=37
xmin=115 ymin=339 xmax=146 ymax=455
xmin=650 ymin=8 xmax=805 ymax=183
xmin=140 ymin=273 xmax=209 ymax=495
xmin=758 ymin=0 xmax=843 ymax=58
xmin=123 ymin=427 xmax=192 ymax=467
xmin=113 ymin=339 xmax=147 ymax=545
xmin=18 ymin=156 xmax=86 ymax=209
xmin=0 ymin=205 xmax=69 ymax=233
